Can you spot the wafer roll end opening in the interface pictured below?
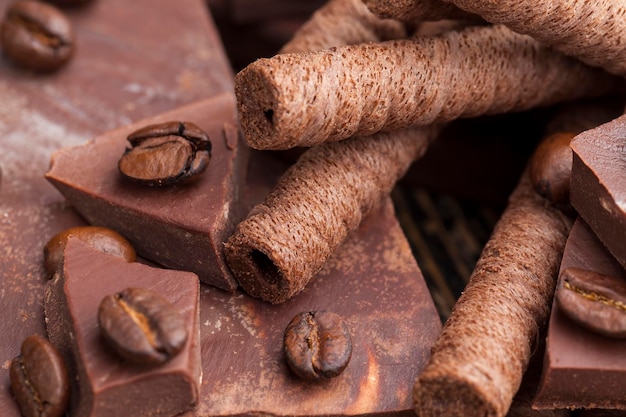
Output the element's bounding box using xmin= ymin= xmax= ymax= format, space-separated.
xmin=224 ymin=236 xmax=295 ymax=304
xmin=235 ymin=60 xmax=292 ymax=151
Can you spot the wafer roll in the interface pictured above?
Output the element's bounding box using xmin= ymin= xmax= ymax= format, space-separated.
xmin=362 ymin=0 xmax=474 ymax=23
xmin=280 ymin=0 xmax=407 ymax=54
xmin=412 ymin=167 xmax=573 ymax=417
xmin=224 ymin=126 xmax=438 ymax=304
xmin=444 ymin=0 xmax=626 ymax=77
xmin=235 ymin=24 xmax=624 ymax=150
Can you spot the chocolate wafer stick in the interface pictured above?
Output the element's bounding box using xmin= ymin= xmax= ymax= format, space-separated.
xmin=412 ymin=99 xmax=622 ymax=416
xmin=224 ymin=126 xmax=438 ymax=304
xmin=235 ymin=24 xmax=624 ymax=150
xmin=280 ymin=0 xmax=407 ymax=54
xmin=362 ymin=0 xmax=475 ymax=23
xmin=412 ymin=166 xmax=573 ymax=417
xmin=444 ymin=0 xmax=626 ymax=77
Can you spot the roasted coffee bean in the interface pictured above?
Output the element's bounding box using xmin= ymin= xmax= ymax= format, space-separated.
xmin=44 ymin=226 xmax=136 ymax=277
xmin=118 ymin=121 xmax=212 ymax=187
xmin=0 ymin=0 xmax=75 ymax=72
xmin=10 ymin=334 xmax=70 ymax=417
xmin=556 ymin=267 xmax=626 ymax=338
xmin=528 ymin=132 xmax=576 ymax=206
xmin=283 ymin=310 xmax=352 ymax=381
xmin=98 ymin=287 xmax=188 ymax=365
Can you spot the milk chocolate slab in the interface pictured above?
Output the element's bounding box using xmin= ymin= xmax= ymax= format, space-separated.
xmin=189 ymin=151 xmax=442 ymax=416
xmin=0 ymin=0 xmax=232 ymax=415
xmin=45 ymin=238 xmax=201 ymax=417
xmin=45 ymin=93 xmax=249 ymax=290
xmin=533 ymin=218 xmax=626 ymax=410
xmin=570 ymin=114 xmax=626 ymax=271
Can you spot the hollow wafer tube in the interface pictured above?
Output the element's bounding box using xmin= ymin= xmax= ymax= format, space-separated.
xmin=235 ymin=24 xmax=624 ymax=150
xmin=280 ymin=0 xmax=407 ymax=54
xmin=224 ymin=126 xmax=438 ymax=304
xmin=412 ymin=167 xmax=573 ymax=417
xmin=443 ymin=0 xmax=626 ymax=77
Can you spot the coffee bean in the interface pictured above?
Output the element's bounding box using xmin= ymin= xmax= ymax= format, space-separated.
xmin=118 ymin=121 xmax=212 ymax=187
xmin=528 ymin=132 xmax=576 ymax=206
xmin=10 ymin=334 xmax=69 ymax=417
xmin=0 ymin=0 xmax=75 ymax=72
xmin=556 ymin=267 xmax=626 ymax=338
xmin=283 ymin=311 xmax=352 ymax=381
xmin=44 ymin=226 xmax=136 ymax=277
xmin=98 ymin=287 xmax=188 ymax=365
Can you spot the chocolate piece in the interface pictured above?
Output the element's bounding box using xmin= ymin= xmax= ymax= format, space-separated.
xmin=44 ymin=238 xmax=201 ymax=417
xmin=570 ymin=114 xmax=626 ymax=273
xmin=45 ymin=93 xmax=249 ymax=290
xmin=533 ymin=218 xmax=626 ymax=410
xmin=0 ymin=0 xmax=232 ymax=415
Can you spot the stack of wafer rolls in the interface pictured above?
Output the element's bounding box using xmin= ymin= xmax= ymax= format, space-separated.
xmin=226 ymin=0 xmax=444 ymax=304
xmin=234 ymin=24 xmax=624 ymax=150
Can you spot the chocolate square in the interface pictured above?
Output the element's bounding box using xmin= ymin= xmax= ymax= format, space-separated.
xmin=44 ymin=237 xmax=201 ymax=417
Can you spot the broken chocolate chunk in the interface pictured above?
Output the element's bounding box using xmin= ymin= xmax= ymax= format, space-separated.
xmin=45 ymin=94 xmax=249 ymax=290
xmin=44 ymin=237 xmax=201 ymax=417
